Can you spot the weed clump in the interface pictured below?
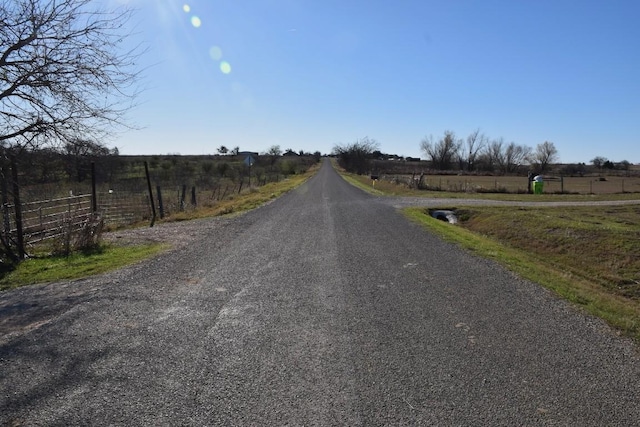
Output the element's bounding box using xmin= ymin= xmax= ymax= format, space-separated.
xmin=51 ymin=214 xmax=104 ymax=257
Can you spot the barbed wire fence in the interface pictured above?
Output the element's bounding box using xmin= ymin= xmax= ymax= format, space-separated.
xmin=0 ymin=155 xmax=303 ymax=259
xmin=1 ymin=158 xmax=153 ymax=259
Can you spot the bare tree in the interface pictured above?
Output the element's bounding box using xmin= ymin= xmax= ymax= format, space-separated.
xmin=618 ymin=160 xmax=631 ymax=171
xmin=267 ymin=145 xmax=282 ymax=156
xmin=485 ymin=138 xmax=504 ymax=172
xmin=531 ymin=141 xmax=558 ymax=173
xmin=501 ymin=142 xmax=531 ymax=174
xmin=481 ymin=138 xmax=531 ymax=174
xmin=0 ymin=0 xmax=142 ymax=152
xmin=266 ymin=145 xmax=282 ymax=169
xmin=333 ymin=137 xmax=379 ymax=174
xmin=217 ymin=145 xmax=229 ymax=155
xmin=462 ymin=129 xmax=487 ymax=171
xmin=591 ymin=156 xmax=608 ymax=170
xmin=477 ymin=138 xmax=503 ymax=172
xmin=420 ymin=130 xmax=461 ymax=170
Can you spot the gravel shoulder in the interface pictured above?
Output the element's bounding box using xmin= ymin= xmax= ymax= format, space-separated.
xmin=0 ymin=216 xmax=241 ymax=344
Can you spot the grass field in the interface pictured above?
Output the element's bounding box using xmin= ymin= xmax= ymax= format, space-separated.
xmin=344 ymin=171 xmax=640 ymax=202
xmin=379 ymin=173 xmax=640 ymax=195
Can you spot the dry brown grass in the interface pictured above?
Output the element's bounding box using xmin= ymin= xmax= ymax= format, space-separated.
xmin=344 ymin=170 xmax=640 ymax=201
xmin=458 ymin=205 xmax=640 ymax=299
xmin=382 ymin=173 xmax=640 ymax=194
xmin=403 ymin=204 xmax=640 ymax=341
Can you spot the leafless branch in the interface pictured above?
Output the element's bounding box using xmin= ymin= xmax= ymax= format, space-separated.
xmin=0 ymin=0 xmax=144 ymax=151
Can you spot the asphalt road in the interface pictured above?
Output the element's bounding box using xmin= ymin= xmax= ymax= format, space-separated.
xmin=2 ymin=160 xmax=640 ymax=426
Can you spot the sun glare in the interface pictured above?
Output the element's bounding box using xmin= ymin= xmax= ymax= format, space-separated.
xmin=209 ymin=46 xmax=223 ymax=61
xmin=220 ymin=61 xmax=232 ymax=74
xmin=178 ymin=4 xmax=230 ymax=75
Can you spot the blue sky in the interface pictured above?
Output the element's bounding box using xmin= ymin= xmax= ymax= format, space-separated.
xmin=109 ymin=0 xmax=640 ymax=163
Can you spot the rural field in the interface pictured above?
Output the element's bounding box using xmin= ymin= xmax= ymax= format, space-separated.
xmin=379 ymin=172 xmax=640 ymax=195
xmin=0 ymin=157 xmax=321 ymax=288
xmin=1 ymin=152 xmax=319 ymax=247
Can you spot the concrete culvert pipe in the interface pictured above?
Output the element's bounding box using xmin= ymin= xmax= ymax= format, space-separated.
xmin=429 ymin=209 xmax=458 ymax=224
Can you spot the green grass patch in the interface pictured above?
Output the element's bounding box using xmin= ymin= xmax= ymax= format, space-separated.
xmin=403 ymin=206 xmax=640 ymax=341
xmin=0 ymin=243 xmax=167 ymax=291
xmin=341 ymin=174 xmax=386 ymax=196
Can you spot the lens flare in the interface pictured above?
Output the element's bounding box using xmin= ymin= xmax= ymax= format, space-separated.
xmin=209 ymin=46 xmax=223 ymax=61
xmin=183 ymin=4 xmax=190 ymax=13
xmin=220 ymin=61 xmax=232 ymax=74
xmin=191 ymin=16 xmax=202 ymax=28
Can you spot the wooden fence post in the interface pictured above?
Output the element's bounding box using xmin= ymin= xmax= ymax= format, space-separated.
xmin=144 ymin=161 xmax=156 ymax=227
xmin=156 ymin=185 xmax=164 ymax=219
xmin=91 ymin=162 xmax=97 ymax=213
xmin=1 ymin=166 xmax=9 ymax=239
xmin=10 ymin=156 xmax=25 ymax=259
xmin=191 ymin=186 xmax=196 ymax=207
xmin=180 ymin=184 xmax=187 ymax=211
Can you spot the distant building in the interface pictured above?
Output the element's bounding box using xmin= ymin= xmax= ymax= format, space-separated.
xmin=238 ymin=151 xmax=259 ymax=158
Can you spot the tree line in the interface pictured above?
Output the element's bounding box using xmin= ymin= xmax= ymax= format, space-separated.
xmin=333 ymin=133 xmax=558 ymax=176
xmin=335 ymin=131 xmax=634 ymax=176
xmin=420 ymin=130 xmax=558 ymax=174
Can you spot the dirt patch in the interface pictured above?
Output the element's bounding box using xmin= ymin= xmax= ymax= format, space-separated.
xmin=0 ymin=216 xmax=235 ymax=343
xmin=102 ymin=218 xmax=226 ymax=248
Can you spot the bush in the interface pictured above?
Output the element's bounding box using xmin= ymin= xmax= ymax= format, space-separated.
xmin=279 ymin=160 xmax=297 ymax=175
xmin=52 ymin=213 xmax=104 ymax=256
xmin=333 ymin=137 xmax=379 ymax=174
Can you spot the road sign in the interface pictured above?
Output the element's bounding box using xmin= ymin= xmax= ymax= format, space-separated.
xmin=244 ymin=155 xmax=255 ymax=167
